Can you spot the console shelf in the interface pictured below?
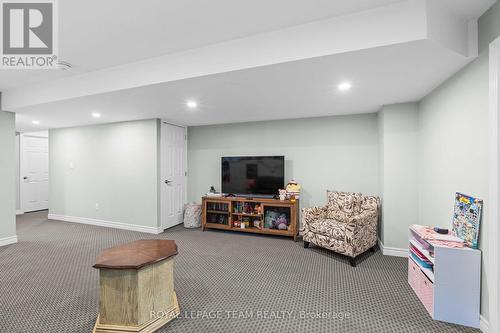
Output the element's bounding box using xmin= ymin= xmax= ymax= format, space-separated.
xmin=206 ymin=210 xmax=229 ymax=214
xmin=202 ymin=196 xmax=299 ymax=241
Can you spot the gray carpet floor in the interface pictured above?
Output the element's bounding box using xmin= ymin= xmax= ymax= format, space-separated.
xmin=0 ymin=211 xmax=480 ymax=333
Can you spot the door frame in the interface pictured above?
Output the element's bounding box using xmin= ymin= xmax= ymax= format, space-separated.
xmin=15 ymin=133 xmax=23 ymax=215
xmin=19 ymin=131 xmax=49 ymax=213
xmin=488 ymin=36 xmax=500 ymax=333
xmin=159 ymin=120 xmax=188 ymax=230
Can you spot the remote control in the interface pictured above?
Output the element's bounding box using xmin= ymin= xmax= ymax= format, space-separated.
xmin=433 ymin=227 xmax=449 ymax=234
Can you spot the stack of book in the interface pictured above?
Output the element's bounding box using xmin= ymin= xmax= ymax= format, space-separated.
xmin=409 ymin=243 xmax=433 ymax=269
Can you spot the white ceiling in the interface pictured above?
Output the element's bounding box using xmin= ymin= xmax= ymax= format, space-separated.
xmin=4 ymin=0 xmax=498 ymax=132
xmin=2 ymin=0 xmax=496 ymax=91
xmin=15 ymin=40 xmax=468 ymax=131
xmin=0 ymin=0 xmax=404 ymax=90
xmin=439 ymin=0 xmax=496 ymax=18
xmin=60 ymin=0 xmax=405 ymax=69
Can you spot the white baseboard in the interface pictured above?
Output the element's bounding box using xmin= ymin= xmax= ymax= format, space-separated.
xmin=378 ymin=239 xmax=408 ymax=257
xmin=480 ymin=315 xmax=489 ymax=333
xmin=48 ymin=214 xmax=163 ymax=234
xmin=16 ymin=210 xmax=24 ymax=215
xmin=0 ymin=235 xmax=18 ymax=247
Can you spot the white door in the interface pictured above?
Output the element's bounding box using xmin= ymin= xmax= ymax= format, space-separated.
xmin=20 ymin=133 xmax=49 ymax=212
xmin=161 ymin=122 xmax=187 ymax=229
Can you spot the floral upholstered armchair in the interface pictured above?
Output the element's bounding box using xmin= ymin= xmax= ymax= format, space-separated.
xmin=302 ymin=191 xmax=380 ymax=267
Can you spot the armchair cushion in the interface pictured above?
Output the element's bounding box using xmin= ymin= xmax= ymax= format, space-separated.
xmin=308 ymin=219 xmax=346 ymax=240
xmin=326 ymin=191 xmax=363 ymax=220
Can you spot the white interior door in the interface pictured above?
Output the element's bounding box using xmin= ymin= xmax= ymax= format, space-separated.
xmin=161 ymin=122 xmax=187 ymax=229
xmin=20 ymin=133 xmax=49 ymax=213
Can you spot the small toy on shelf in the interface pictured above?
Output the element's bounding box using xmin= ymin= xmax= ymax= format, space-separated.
xmin=286 ymin=180 xmax=301 ymax=200
xmin=273 ymin=213 xmax=289 ymax=230
xmin=264 ymin=210 xmax=280 ymax=229
xmin=254 ymin=204 xmax=262 ymax=215
xmin=253 ymin=220 xmax=263 ymax=230
xmin=244 ymin=202 xmax=253 ymax=214
xmin=278 ymin=189 xmax=287 ymax=201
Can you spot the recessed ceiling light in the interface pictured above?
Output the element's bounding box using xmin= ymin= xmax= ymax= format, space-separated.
xmin=186 ymin=100 xmax=198 ymax=109
xmin=338 ymin=82 xmax=352 ymax=92
xmin=91 ymin=112 xmax=101 ymax=118
xmin=32 ymin=120 xmax=40 ymax=125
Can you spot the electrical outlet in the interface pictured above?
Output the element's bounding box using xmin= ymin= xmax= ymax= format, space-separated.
xmin=95 ymin=203 xmax=99 ymax=211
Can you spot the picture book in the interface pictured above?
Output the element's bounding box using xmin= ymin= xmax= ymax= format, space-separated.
xmin=452 ymin=192 xmax=483 ymax=249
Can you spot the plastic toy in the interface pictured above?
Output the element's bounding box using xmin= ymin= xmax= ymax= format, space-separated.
xmin=286 ymin=180 xmax=301 ymax=199
xmin=273 ymin=213 xmax=289 ymax=230
xmin=278 ymin=189 xmax=287 ymax=201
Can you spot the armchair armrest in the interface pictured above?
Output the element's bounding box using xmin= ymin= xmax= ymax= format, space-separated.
xmin=345 ymin=209 xmax=379 ymax=256
xmin=301 ymin=206 xmax=327 ymax=232
xmin=346 ymin=210 xmax=378 ymax=228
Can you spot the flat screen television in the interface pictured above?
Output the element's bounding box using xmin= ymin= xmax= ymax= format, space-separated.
xmin=222 ymin=156 xmax=284 ymax=196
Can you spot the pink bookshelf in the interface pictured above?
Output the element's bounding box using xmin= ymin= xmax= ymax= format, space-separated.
xmin=408 ymin=225 xmax=481 ymax=328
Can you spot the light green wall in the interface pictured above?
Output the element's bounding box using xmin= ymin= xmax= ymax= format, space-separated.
xmin=418 ymin=52 xmax=490 ymax=320
xmin=49 ymin=119 xmax=160 ymax=228
xmin=0 ymin=111 xmax=16 ymax=241
xmin=378 ymin=103 xmax=419 ymax=249
xmin=416 ymin=1 xmax=500 ymax=321
xmin=418 ymin=54 xmax=488 ymax=238
xmin=188 ymin=114 xmax=379 ymax=208
xmin=479 ymin=0 xmax=500 ymax=53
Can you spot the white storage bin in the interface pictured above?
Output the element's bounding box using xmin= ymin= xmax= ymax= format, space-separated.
xmin=184 ymin=203 xmax=202 ymax=228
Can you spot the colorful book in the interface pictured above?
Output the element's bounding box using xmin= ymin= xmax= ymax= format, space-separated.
xmin=452 ymin=192 xmax=483 ymax=249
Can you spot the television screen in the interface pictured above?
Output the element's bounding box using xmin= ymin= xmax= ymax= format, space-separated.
xmin=221 ymin=156 xmax=285 ymax=196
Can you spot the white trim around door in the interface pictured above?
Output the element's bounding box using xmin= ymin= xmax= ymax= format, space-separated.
xmin=19 ymin=131 xmax=49 ymax=213
xmin=487 ymin=36 xmax=500 ymax=333
xmin=160 ymin=121 xmax=188 ymax=230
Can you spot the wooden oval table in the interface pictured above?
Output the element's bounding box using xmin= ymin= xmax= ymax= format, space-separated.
xmin=92 ymin=240 xmax=180 ymax=333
